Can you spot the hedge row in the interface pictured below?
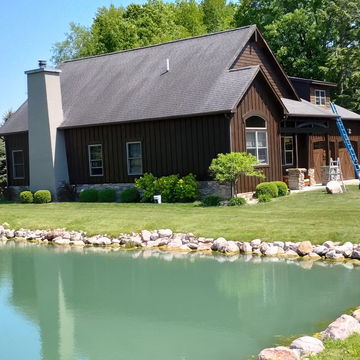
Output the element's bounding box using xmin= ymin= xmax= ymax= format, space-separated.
xmin=19 ymin=190 xmax=52 ymax=204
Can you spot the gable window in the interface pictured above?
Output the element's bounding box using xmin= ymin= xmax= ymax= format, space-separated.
xmin=282 ymin=136 xmax=294 ymax=166
xmin=246 ymin=116 xmax=268 ymax=164
xmin=127 ymin=142 xmax=143 ymax=175
xmin=88 ymin=144 xmax=103 ymax=176
xmin=315 ymin=89 xmax=326 ymax=106
xmin=12 ymin=150 xmax=25 ymax=179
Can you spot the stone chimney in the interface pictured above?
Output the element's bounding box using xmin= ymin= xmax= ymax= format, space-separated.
xmin=25 ymin=60 xmax=69 ymax=198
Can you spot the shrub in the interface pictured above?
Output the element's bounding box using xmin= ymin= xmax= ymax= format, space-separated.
xmin=258 ymin=194 xmax=272 ymax=203
xmin=57 ymin=182 xmax=76 ymax=202
xmin=33 ymin=190 xmax=51 ymax=204
xmin=155 ymin=174 xmax=179 ymax=203
xmin=19 ymin=190 xmax=33 ymax=203
xmin=273 ymin=181 xmax=288 ymax=197
xmin=174 ymin=173 xmax=199 ymax=202
xmin=135 ymin=173 xmax=157 ymax=202
xmin=255 ymin=182 xmax=278 ymax=198
xmin=79 ymin=189 xmax=98 ymax=202
xmin=202 ymin=194 xmax=221 ymax=207
xmin=98 ymin=189 xmax=116 ymax=202
xmin=228 ymin=197 xmax=246 ymax=206
xmin=120 ymin=188 xmax=140 ymax=203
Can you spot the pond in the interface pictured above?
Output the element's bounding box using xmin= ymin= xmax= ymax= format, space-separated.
xmin=0 ymin=244 xmax=359 ymax=360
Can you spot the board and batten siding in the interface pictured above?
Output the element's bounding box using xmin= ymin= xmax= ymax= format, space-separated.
xmin=64 ymin=115 xmax=231 ymax=185
xmin=231 ymin=75 xmax=283 ymax=193
xmin=232 ymin=35 xmax=296 ymax=100
xmin=5 ymin=133 xmax=29 ymax=186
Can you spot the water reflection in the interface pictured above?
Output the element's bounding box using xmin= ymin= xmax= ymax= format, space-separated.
xmin=0 ymin=244 xmax=359 ymax=360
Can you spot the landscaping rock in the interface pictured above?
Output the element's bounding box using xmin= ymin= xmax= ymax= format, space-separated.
xmin=325 ymin=249 xmax=345 ymax=261
xmin=352 ymin=308 xmax=360 ymax=322
xmin=323 ymin=240 xmax=335 ymax=249
xmin=303 ymin=252 xmax=322 ymax=260
xmin=158 ymin=229 xmax=173 ymax=238
xmin=290 ymin=336 xmax=324 ymax=355
xmin=211 ymin=238 xmax=227 ymax=251
xmin=241 ymin=242 xmax=252 ymax=253
xmin=53 ymin=237 xmax=70 ymax=245
xmin=284 ymin=250 xmax=299 ymax=258
xmin=188 ymin=242 xmax=198 ymax=250
xmin=250 ymin=239 xmax=262 ymax=248
xmin=141 ymin=230 xmax=152 ymax=242
xmin=273 ymin=241 xmax=285 ymax=249
xmin=150 ymin=231 xmax=160 ymax=241
xmin=158 ymin=237 xmax=170 ymax=246
xmin=322 ymin=314 xmax=360 ymax=340
xmin=197 ymin=243 xmax=212 ymax=251
xmin=146 ymin=239 xmax=161 ymax=248
xmin=260 ymin=242 xmax=270 ymax=254
xmin=258 ymin=346 xmax=300 ymax=360
xmin=265 ymin=246 xmax=279 ymax=256
xmin=297 ymin=241 xmax=313 ymax=256
xmin=223 ymin=241 xmax=239 ymax=254
xmin=46 ymin=229 xmax=64 ymax=241
xmin=326 ymin=180 xmax=343 ymax=194
xmin=335 ymin=242 xmax=353 ymax=257
xmin=71 ymin=240 xmax=85 ymax=246
xmin=351 ymin=250 xmax=360 ymax=260
xmin=313 ymin=245 xmax=329 ymax=256
xmin=166 ymin=238 xmax=182 ymax=249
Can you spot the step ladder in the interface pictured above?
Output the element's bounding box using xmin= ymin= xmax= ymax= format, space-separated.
xmin=330 ymin=102 xmax=360 ymax=180
xmin=329 ymin=157 xmax=346 ymax=192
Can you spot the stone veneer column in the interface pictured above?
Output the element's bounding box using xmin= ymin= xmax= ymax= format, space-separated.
xmin=287 ymin=168 xmax=307 ymax=190
xmin=25 ymin=64 xmax=69 ymax=198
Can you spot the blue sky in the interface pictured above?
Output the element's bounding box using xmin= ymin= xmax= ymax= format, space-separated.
xmin=0 ymin=0 xmax=145 ymax=120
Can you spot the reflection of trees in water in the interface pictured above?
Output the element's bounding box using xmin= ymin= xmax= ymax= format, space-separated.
xmin=1 ymin=246 xmax=360 ymax=360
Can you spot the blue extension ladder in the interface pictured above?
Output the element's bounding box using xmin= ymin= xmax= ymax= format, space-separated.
xmin=330 ymin=102 xmax=360 ymax=179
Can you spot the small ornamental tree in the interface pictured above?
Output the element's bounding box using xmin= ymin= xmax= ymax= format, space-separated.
xmin=209 ymin=152 xmax=265 ymax=196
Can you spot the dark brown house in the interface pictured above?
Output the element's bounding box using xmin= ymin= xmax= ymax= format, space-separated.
xmin=1 ymin=25 xmax=359 ymax=198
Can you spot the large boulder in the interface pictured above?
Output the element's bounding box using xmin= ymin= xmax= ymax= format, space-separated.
xmin=211 ymin=237 xmax=227 ymax=251
xmin=223 ymin=241 xmax=239 ymax=254
xmin=326 ymin=181 xmax=343 ymax=194
xmin=141 ymin=230 xmax=152 ymax=242
xmin=322 ymin=314 xmax=360 ymax=340
xmin=241 ymin=242 xmax=253 ymax=254
xmin=258 ymin=346 xmax=300 ymax=360
xmin=158 ymin=229 xmax=173 ymax=238
xmin=297 ymin=241 xmax=313 ymax=256
xmin=352 ymin=308 xmax=360 ymax=322
xmin=290 ymin=336 xmax=324 ymax=355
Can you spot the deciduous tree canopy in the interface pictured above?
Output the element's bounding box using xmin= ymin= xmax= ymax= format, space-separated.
xmin=52 ymin=0 xmax=360 ymax=111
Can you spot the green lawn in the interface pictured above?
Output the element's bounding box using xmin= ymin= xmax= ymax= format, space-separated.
xmin=1 ymin=186 xmax=360 ymax=243
xmin=310 ymin=334 xmax=360 ymax=360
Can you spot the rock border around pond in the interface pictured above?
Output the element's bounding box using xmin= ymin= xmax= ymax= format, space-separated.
xmin=258 ymin=309 xmax=360 ymax=360
xmin=1 ymin=225 xmax=360 ymax=264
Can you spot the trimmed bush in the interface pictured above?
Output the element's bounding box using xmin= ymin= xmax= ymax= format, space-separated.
xmin=228 ymin=197 xmax=246 ymax=206
xmin=33 ymin=190 xmax=51 ymax=204
xmin=255 ymin=182 xmax=278 ymax=198
xmin=79 ymin=189 xmax=98 ymax=202
xmin=98 ymin=189 xmax=116 ymax=202
xmin=273 ymin=181 xmax=288 ymax=197
xmin=174 ymin=173 xmax=199 ymax=202
xmin=19 ymin=191 xmax=33 ymax=203
xmin=155 ymin=174 xmax=179 ymax=203
xmin=202 ymin=194 xmax=221 ymax=207
xmin=120 ymin=188 xmax=140 ymax=203
xmin=135 ymin=173 xmax=157 ymax=202
xmin=258 ymin=194 xmax=272 ymax=203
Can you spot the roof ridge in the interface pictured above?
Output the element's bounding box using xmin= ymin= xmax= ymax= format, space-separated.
xmin=61 ymin=25 xmax=256 ymax=65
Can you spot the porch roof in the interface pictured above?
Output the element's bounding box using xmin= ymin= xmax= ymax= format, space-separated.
xmin=281 ymin=98 xmax=360 ymax=120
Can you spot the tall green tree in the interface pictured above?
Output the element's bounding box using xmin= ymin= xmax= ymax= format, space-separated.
xmin=201 ymin=0 xmax=235 ymax=32
xmin=174 ymin=0 xmax=206 ymax=37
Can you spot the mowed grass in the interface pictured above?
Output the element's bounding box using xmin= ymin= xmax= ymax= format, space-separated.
xmin=1 ymin=186 xmax=360 ymax=243
xmin=310 ymin=334 xmax=360 ymax=360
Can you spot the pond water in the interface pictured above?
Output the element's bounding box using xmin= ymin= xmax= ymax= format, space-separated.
xmin=0 ymin=245 xmax=359 ymax=360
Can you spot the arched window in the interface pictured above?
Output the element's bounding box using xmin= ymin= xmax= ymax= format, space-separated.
xmin=245 ymin=116 xmax=268 ymax=164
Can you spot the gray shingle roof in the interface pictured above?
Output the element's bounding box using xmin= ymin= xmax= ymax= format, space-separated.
xmin=0 ymin=25 xmax=258 ymax=134
xmin=281 ymin=98 xmax=360 ymax=120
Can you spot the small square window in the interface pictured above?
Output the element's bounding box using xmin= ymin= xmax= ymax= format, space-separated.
xmin=127 ymin=142 xmax=143 ymax=175
xmin=88 ymin=144 xmax=103 ymax=176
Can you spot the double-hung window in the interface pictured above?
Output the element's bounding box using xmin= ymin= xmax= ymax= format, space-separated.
xmin=245 ymin=116 xmax=268 ymax=164
xmin=315 ymin=89 xmax=326 ymax=106
xmin=88 ymin=144 xmax=103 ymax=176
xmin=282 ymin=136 xmax=294 ymax=166
xmin=12 ymin=150 xmax=25 ymax=179
xmin=127 ymin=142 xmax=143 ymax=175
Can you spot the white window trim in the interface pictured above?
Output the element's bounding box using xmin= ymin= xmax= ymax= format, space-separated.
xmin=126 ymin=141 xmax=143 ymax=176
xmin=283 ymin=136 xmax=294 ymax=166
xmin=315 ymin=89 xmax=326 ymax=106
xmin=88 ymin=144 xmax=103 ymax=177
xmin=11 ymin=150 xmax=25 ymax=180
xmin=245 ymin=120 xmax=269 ymax=165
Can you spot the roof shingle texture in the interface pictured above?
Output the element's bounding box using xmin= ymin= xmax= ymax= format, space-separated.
xmin=0 ymin=26 xmax=257 ymax=134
